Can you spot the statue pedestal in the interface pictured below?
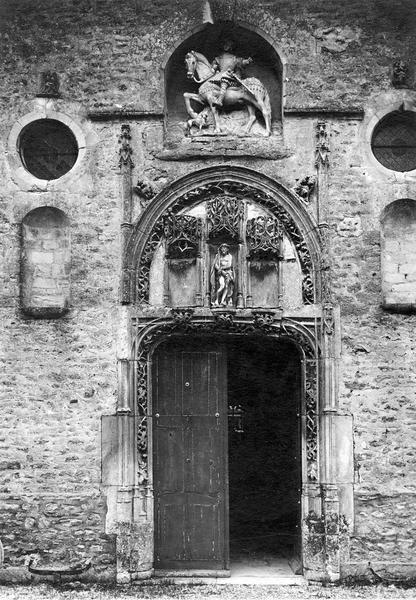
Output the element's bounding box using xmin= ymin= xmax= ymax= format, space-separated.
xmin=158 ymin=134 xmax=292 ymax=161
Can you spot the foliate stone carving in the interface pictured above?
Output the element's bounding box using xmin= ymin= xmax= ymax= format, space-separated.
xmin=133 ymin=179 xmax=155 ymax=205
xmin=135 ymin=181 xmax=315 ymax=305
xmin=305 ymin=361 xmax=318 ymax=482
xmin=294 ymin=176 xmax=316 ymax=203
xmin=171 ymin=308 xmax=195 ymax=327
xmin=315 ymin=121 xmax=330 ymax=167
xmin=136 ymin=346 xmax=148 ymax=484
xmin=211 ymin=243 xmax=235 ymax=307
xmin=252 ymin=310 xmax=275 ymax=333
xmin=135 ymin=314 xmax=319 ymax=484
xmin=118 ymin=124 xmax=134 ymax=169
xmin=207 ymin=196 xmax=244 ymax=241
xmin=246 ymin=216 xmax=283 ymax=261
xmin=183 ymin=40 xmax=271 ymax=136
xmin=163 ymin=213 xmax=202 ymax=259
xmin=392 ymin=60 xmax=409 ymax=88
xmin=37 ymin=70 xmax=60 ymax=97
xmin=302 ymin=274 xmax=315 ymax=305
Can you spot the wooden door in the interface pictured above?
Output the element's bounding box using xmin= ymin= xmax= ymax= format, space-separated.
xmin=153 ymin=340 xmax=228 ymax=571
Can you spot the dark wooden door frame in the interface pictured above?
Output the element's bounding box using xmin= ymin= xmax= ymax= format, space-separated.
xmin=152 ymin=340 xmax=229 ymax=574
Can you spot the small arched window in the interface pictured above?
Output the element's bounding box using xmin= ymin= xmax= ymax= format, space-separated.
xmin=381 ymin=199 xmax=416 ymax=312
xmin=21 ymin=207 xmax=71 ymax=317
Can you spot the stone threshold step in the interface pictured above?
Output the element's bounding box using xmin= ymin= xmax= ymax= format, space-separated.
xmin=140 ymin=576 xmax=307 ymax=586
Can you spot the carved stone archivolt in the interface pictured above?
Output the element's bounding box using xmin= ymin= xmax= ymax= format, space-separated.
xmin=133 ymin=312 xmax=319 ymax=486
xmin=127 ymin=177 xmax=317 ymax=306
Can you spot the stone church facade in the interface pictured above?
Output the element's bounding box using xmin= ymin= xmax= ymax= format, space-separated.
xmin=1 ymin=0 xmax=416 ymax=585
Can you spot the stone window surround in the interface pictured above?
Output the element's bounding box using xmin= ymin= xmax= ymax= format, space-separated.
xmin=7 ymin=105 xmax=89 ymax=191
xmin=363 ymin=99 xmax=416 ymax=179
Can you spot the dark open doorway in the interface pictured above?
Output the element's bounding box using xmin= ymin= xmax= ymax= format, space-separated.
xmin=152 ymin=335 xmax=302 ymax=575
xmin=227 ymin=338 xmax=302 ymax=567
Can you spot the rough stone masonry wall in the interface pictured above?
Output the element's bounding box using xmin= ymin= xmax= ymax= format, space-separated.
xmin=0 ymin=0 xmax=416 ymax=582
xmin=0 ymin=117 xmax=122 ymax=579
xmin=329 ymin=115 xmax=416 ymax=576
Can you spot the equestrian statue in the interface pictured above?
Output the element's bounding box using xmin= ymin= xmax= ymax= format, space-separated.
xmin=184 ymin=40 xmax=272 ymax=136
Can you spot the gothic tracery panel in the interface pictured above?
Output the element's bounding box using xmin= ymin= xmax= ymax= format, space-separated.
xmin=207 ymin=196 xmax=244 ymax=241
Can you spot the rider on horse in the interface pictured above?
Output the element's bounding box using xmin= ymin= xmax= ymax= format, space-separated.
xmin=211 ymin=39 xmax=253 ymax=107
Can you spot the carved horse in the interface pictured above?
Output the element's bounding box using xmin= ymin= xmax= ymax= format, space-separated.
xmin=184 ymin=51 xmax=272 ymax=136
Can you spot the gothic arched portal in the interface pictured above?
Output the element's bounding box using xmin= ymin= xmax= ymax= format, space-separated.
xmin=105 ymin=167 xmax=352 ymax=585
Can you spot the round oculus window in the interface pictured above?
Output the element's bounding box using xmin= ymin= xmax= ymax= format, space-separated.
xmin=371 ymin=111 xmax=416 ymax=172
xmin=18 ymin=119 xmax=79 ymax=180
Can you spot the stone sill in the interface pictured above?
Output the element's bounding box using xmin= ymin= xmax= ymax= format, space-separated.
xmin=87 ymin=109 xmax=163 ymax=121
xmin=284 ymin=107 xmax=364 ymax=119
xmin=158 ymin=134 xmax=292 ymax=161
xmin=382 ymin=301 xmax=416 ymax=314
xmin=86 ymin=107 xmax=364 ymax=122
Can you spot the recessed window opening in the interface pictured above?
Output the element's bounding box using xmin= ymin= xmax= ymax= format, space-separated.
xmin=18 ymin=119 xmax=78 ymax=180
xmin=371 ymin=111 xmax=416 ymax=172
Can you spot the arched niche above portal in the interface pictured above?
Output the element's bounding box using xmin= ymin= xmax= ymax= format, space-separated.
xmin=163 ymin=22 xmax=284 ymax=150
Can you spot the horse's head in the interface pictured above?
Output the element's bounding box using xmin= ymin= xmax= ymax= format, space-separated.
xmin=185 ymin=51 xmax=197 ymax=80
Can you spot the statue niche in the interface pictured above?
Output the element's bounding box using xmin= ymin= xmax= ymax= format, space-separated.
xmin=184 ymin=39 xmax=271 ymax=136
xmin=207 ymin=195 xmax=244 ymax=309
xmin=211 ymin=243 xmax=235 ymax=307
xmin=163 ymin=24 xmax=283 ymax=141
